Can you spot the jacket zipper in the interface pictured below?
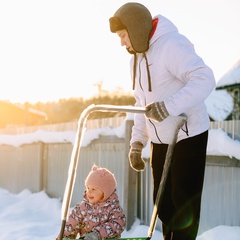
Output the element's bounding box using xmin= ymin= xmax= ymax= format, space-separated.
xmin=148 ymin=119 xmax=163 ymax=143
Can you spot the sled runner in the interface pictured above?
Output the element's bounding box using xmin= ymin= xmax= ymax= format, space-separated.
xmin=57 ymin=104 xmax=186 ymax=240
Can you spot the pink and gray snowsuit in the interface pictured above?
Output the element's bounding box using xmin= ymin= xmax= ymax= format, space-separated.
xmin=63 ymin=190 xmax=126 ymax=239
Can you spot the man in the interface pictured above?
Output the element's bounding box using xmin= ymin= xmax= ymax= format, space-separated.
xmin=109 ymin=2 xmax=215 ymax=240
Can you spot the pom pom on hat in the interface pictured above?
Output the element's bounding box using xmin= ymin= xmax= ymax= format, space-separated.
xmin=85 ymin=164 xmax=117 ymax=201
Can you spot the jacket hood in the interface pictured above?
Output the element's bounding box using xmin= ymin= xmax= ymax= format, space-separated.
xmin=131 ymin=15 xmax=178 ymax=92
xmin=150 ymin=15 xmax=178 ymax=46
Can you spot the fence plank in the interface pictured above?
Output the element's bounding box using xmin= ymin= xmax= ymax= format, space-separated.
xmin=0 ymin=143 xmax=43 ymax=193
xmin=124 ymin=120 xmax=138 ymax=230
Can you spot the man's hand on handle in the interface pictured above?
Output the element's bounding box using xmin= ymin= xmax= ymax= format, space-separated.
xmin=145 ymin=101 xmax=169 ymax=122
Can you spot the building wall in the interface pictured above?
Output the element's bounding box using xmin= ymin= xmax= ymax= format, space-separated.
xmin=0 ymin=102 xmax=46 ymax=128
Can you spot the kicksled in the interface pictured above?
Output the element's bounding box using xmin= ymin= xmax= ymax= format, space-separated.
xmin=57 ymin=104 xmax=186 ymax=240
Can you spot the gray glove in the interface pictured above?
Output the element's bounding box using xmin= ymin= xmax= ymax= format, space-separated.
xmin=129 ymin=141 xmax=145 ymax=171
xmin=84 ymin=232 xmax=99 ymax=240
xmin=145 ymin=101 xmax=169 ymax=122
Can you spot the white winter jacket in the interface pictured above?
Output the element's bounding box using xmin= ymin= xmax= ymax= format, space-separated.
xmin=130 ymin=15 xmax=216 ymax=146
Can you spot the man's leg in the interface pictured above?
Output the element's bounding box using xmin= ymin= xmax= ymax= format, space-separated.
xmin=170 ymin=131 xmax=208 ymax=240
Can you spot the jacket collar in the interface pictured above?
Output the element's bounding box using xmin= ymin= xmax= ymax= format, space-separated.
xmin=149 ymin=15 xmax=178 ymax=46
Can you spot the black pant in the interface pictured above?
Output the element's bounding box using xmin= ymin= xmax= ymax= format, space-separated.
xmin=150 ymin=131 xmax=208 ymax=240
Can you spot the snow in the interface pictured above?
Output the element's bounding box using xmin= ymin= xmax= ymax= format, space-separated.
xmin=205 ymin=89 xmax=234 ymax=121
xmin=204 ymin=59 xmax=240 ymax=121
xmin=217 ymin=59 xmax=240 ymax=88
xmin=0 ymin=115 xmax=240 ymax=160
xmin=207 ymin=129 xmax=240 ymax=159
xmin=0 ymin=188 xmax=240 ymax=240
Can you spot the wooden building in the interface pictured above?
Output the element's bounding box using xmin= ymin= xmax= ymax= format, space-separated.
xmin=0 ymin=101 xmax=47 ymax=129
xmin=216 ymin=60 xmax=240 ymax=120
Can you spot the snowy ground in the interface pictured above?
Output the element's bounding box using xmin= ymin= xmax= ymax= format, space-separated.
xmin=1 ymin=188 xmax=240 ymax=240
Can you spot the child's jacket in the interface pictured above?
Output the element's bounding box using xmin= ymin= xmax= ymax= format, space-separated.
xmin=64 ymin=190 xmax=126 ymax=239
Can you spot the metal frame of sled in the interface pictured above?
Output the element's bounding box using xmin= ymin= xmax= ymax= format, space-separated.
xmin=57 ymin=104 xmax=186 ymax=240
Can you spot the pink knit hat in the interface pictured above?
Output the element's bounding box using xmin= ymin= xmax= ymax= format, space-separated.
xmin=85 ymin=164 xmax=117 ymax=201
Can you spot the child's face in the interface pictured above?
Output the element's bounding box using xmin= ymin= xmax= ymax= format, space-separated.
xmin=86 ymin=185 xmax=104 ymax=204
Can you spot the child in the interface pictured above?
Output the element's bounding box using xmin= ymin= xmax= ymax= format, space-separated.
xmin=63 ymin=164 xmax=126 ymax=239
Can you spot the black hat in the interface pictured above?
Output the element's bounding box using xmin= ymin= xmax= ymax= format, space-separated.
xmin=109 ymin=2 xmax=153 ymax=53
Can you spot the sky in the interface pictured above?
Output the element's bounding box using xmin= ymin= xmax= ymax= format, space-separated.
xmin=0 ymin=0 xmax=240 ymax=103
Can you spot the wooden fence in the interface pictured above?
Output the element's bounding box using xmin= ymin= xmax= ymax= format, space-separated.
xmin=1 ymin=117 xmax=239 ymax=139
xmin=210 ymin=120 xmax=240 ymax=139
xmin=0 ymin=117 xmax=126 ymax=134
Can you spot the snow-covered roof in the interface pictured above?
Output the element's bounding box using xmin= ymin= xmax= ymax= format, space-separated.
xmin=205 ymin=89 xmax=233 ymax=121
xmin=15 ymin=103 xmax=47 ymax=118
xmin=204 ymin=60 xmax=240 ymax=121
xmin=216 ymin=59 xmax=240 ymax=88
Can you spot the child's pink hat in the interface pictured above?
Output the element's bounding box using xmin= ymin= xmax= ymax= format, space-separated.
xmin=85 ymin=164 xmax=117 ymax=201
